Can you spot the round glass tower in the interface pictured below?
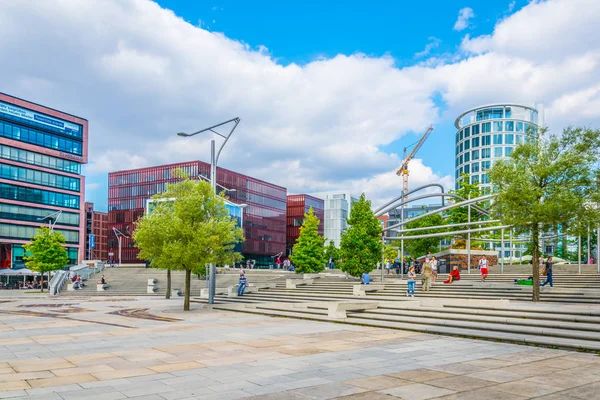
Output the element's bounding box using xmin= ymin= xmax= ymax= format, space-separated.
xmin=454 ymin=104 xmax=539 ymax=192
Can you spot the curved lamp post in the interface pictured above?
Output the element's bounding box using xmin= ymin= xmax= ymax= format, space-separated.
xmin=176 ymin=117 xmax=241 ymax=304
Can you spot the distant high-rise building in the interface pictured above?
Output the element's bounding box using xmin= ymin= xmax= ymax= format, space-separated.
xmin=0 ymin=92 xmax=88 ymax=269
xmin=286 ymin=194 xmax=324 ymax=255
xmin=454 ymin=103 xmax=540 ymax=192
xmin=310 ymin=190 xmax=358 ymax=247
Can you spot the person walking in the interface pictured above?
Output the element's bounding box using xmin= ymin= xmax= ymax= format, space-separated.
xmin=479 ymin=256 xmax=489 ymax=282
xmin=422 ymin=260 xmax=432 ymax=292
xmin=386 ymin=259 xmax=391 ymax=275
xmin=541 ymin=256 xmax=554 ymax=288
xmin=431 ymin=256 xmax=438 ymax=284
xmin=406 ymin=266 xmax=416 ymax=297
xmin=238 ymin=273 xmax=247 ymax=296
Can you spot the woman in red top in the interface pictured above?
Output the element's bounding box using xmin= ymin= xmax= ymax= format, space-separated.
xmin=444 ymin=266 xmax=461 ymax=284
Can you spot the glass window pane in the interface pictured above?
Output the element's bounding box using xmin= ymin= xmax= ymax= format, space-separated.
xmin=494 ymin=147 xmax=503 ymax=157
xmin=505 ymin=147 xmax=514 ymax=156
xmin=505 ymin=134 xmax=514 ymax=144
xmin=493 ymin=121 xmax=503 ymax=132
xmin=505 ymin=121 xmax=514 ymax=131
xmin=493 ymin=134 xmax=503 ymax=145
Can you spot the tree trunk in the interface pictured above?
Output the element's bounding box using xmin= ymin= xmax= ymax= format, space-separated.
xmin=165 ymin=268 xmax=171 ymax=299
xmin=40 ymin=276 xmax=43 ymax=293
xmin=184 ymin=269 xmax=191 ymax=311
xmin=532 ymin=225 xmax=540 ymax=302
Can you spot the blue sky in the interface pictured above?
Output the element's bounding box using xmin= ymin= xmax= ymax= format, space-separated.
xmin=1 ymin=0 xmax=597 ymax=212
xmin=152 ymin=0 xmax=524 ymax=194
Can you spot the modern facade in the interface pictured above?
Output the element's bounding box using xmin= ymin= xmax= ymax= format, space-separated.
xmin=454 ymin=104 xmax=540 ymax=193
xmin=108 ymin=161 xmax=286 ymax=266
xmin=286 ymin=194 xmax=324 ymax=255
xmin=0 ymin=93 xmax=88 ymax=269
xmin=387 ymin=204 xmax=450 ymax=248
xmin=310 ymin=190 xmax=358 ymax=247
xmin=84 ymin=202 xmax=108 ymax=262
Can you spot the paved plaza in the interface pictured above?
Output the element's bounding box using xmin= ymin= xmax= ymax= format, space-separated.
xmin=1 ymin=296 xmax=600 ymax=399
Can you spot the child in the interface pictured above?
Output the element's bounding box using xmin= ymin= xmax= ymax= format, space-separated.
xmin=479 ymin=256 xmax=489 ymax=282
xmin=406 ymin=266 xmax=416 ymax=297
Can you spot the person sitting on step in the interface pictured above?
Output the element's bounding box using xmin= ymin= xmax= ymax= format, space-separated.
xmin=443 ymin=266 xmax=461 ymax=284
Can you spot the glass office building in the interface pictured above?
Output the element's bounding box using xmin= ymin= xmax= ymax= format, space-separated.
xmin=108 ymin=161 xmax=287 ymax=266
xmin=454 ymin=104 xmax=540 ymax=193
xmin=0 ymin=93 xmax=88 ymax=269
xmin=286 ymin=194 xmax=324 ymax=255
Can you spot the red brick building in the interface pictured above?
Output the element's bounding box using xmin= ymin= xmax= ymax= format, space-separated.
xmin=286 ymin=194 xmax=325 ymax=255
xmin=84 ymin=202 xmax=108 ymax=261
xmin=108 ymin=161 xmax=287 ymax=266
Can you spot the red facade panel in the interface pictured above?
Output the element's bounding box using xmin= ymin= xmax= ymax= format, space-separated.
xmin=286 ymin=194 xmax=324 ymax=255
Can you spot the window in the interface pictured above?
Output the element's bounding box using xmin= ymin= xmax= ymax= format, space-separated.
xmin=464 ymin=140 xmax=470 ymax=150
xmin=516 ymin=134 xmax=524 ymax=144
xmin=505 ymin=121 xmax=514 ymax=131
xmin=471 ymin=175 xmax=479 ymax=184
xmin=505 ymin=134 xmax=514 ymax=144
xmin=471 ymin=149 xmax=479 ymax=160
xmin=459 ymin=130 xmax=463 ymax=141
xmin=0 ymin=183 xmax=80 ymax=209
xmin=516 ymin=122 xmax=524 ymax=132
xmin=493 ymin=134 xmax=503 ymax=145
xmin=476 ymin=108 xmax=504 ymax=121
xmin=493 ymin=121 xmax=503 ymax=132
xmin=0 ymin=120 xmax=83 ymax=155
xmin=482 ymin=135 xmax=491 ymax=146
xmin=456 ymin=132 xmax=459 ymax=144
xmin=482 ymin=122 xmax=491 ymax=133
xmin=471 ymin=162 xmax=480 ymax=173
xmin=505 ymin=147 xmax=514 ymax=156
xmin=464 ymin=127 xmax=470 ymax=138
xmin=494 ymin=147 xmax=503 ymax=157
xmin=481 ymin=161 xmax=491 ymax=170
xmin=471 ymin=124 xmax=480 ymax=135
xmin=464 ymin=164 xmax=470 ymax=174
xmin=459 ymin=142 xmax=463 ymax=152
xmin=471 ymin=137 xmax=479 ymax=147
xmin=481 ymin=148 xmax=491 ymax=159
xmin=0 ymin=223 xmax=78 ymax=243
xmin=481 ymin=174 xmax=489 ymax=184
xmin=505 ymin=107 xmax=511 ymax=118
xmin=0 ymin=203 xmax=79 ymax=226
xmin=464 ymin=152 xmax=470 ymax=162
xmin=0 ymin=163 xmax=80 ymax=191
xmin=459 ymin=154 xmax=463 ymax=164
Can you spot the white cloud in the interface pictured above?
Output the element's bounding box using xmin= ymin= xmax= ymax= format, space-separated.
xmin=507 ymin=1 xmax=516 ymax=12
xmin=454 ymin=7 xmax=475 ymax=31
xmin=415 ymin=37 xmax=441 ymax=58
xmin=0 ymin=0 xmax=599 ymax=209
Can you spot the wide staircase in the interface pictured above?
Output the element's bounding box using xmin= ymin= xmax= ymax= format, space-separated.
xmin=190 ymin=268 xmax=600 ymax=352
xmin=60 ymin=266 xmax=292 ymax=297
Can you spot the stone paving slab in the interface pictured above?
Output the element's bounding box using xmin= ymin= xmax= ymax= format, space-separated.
xmin=1 ymin=295 xmax=600 ymax=399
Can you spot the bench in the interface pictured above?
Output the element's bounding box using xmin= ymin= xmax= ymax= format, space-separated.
xmin=328 ymin=301 xmax=379 ymax=318
xmin=226 ymin=283 xmax=276 ymax=297
xmin=147 ymin=278 xmax=158 ymax=294
xmin=67 ymin=283 xmax=77 ymax=291
xmin=286 ymin=279 xmax=313 ymax=289
xmin=352 ymin=284 xmax=385 ymax=296
xmin=200 ymin=287 xmax=227 ymax=299
xmin=96 ymin=283 xmax=109 ymax=291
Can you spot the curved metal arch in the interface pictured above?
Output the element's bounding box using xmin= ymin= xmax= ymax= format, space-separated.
xmin=383 ymin=193 xmax=496 ymax=232
xmin=382 ymin=192 xmax=490 ymax=220
xmin=374 ymin=183 xmax=446 ymax=216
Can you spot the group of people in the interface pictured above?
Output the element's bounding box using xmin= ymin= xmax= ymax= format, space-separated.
xmin=70 ymin=274 xmax=87 ymax=289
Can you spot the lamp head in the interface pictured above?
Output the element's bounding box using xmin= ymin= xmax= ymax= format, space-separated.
xmin=176 ymin=132 xmax=190 ymax=137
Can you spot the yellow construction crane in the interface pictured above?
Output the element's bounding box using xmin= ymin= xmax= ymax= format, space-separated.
xmin=396 ymin=125 xmax=434 ymax=195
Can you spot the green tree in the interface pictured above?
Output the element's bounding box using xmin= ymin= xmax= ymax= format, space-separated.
xmin=290 ymin=207 xmax=326 ymax=274
xmin=134 ymin=177 xmax=243 ymax=311
xmin=404 ymin=213 xmax=447 ymax=259
xmin=488 ymin=126 xmax=600 ymax=301
xmin=383 ymin=243 xmax=398 ymax=261
xmin=339 ymin=194 xmax=383 ymax=277
xmin=23 ymin=226 xmax=69 ymax=292
xmin=324 ymin=240 xmax=340 ymax=264
xmin=446 ymin=173 xmax=488 ymax=238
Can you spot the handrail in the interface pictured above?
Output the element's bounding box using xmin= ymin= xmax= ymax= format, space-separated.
xmin=50 ymin=270 xmax=68 ymax=296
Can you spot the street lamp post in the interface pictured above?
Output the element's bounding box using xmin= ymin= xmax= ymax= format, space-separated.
xmin=38 ymin=210 xmax=62 ymax=232
xmin=112 ymin=227 xmax=128 ymax=268
xmin=177 ymin=117 xmax=241 ymax=305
